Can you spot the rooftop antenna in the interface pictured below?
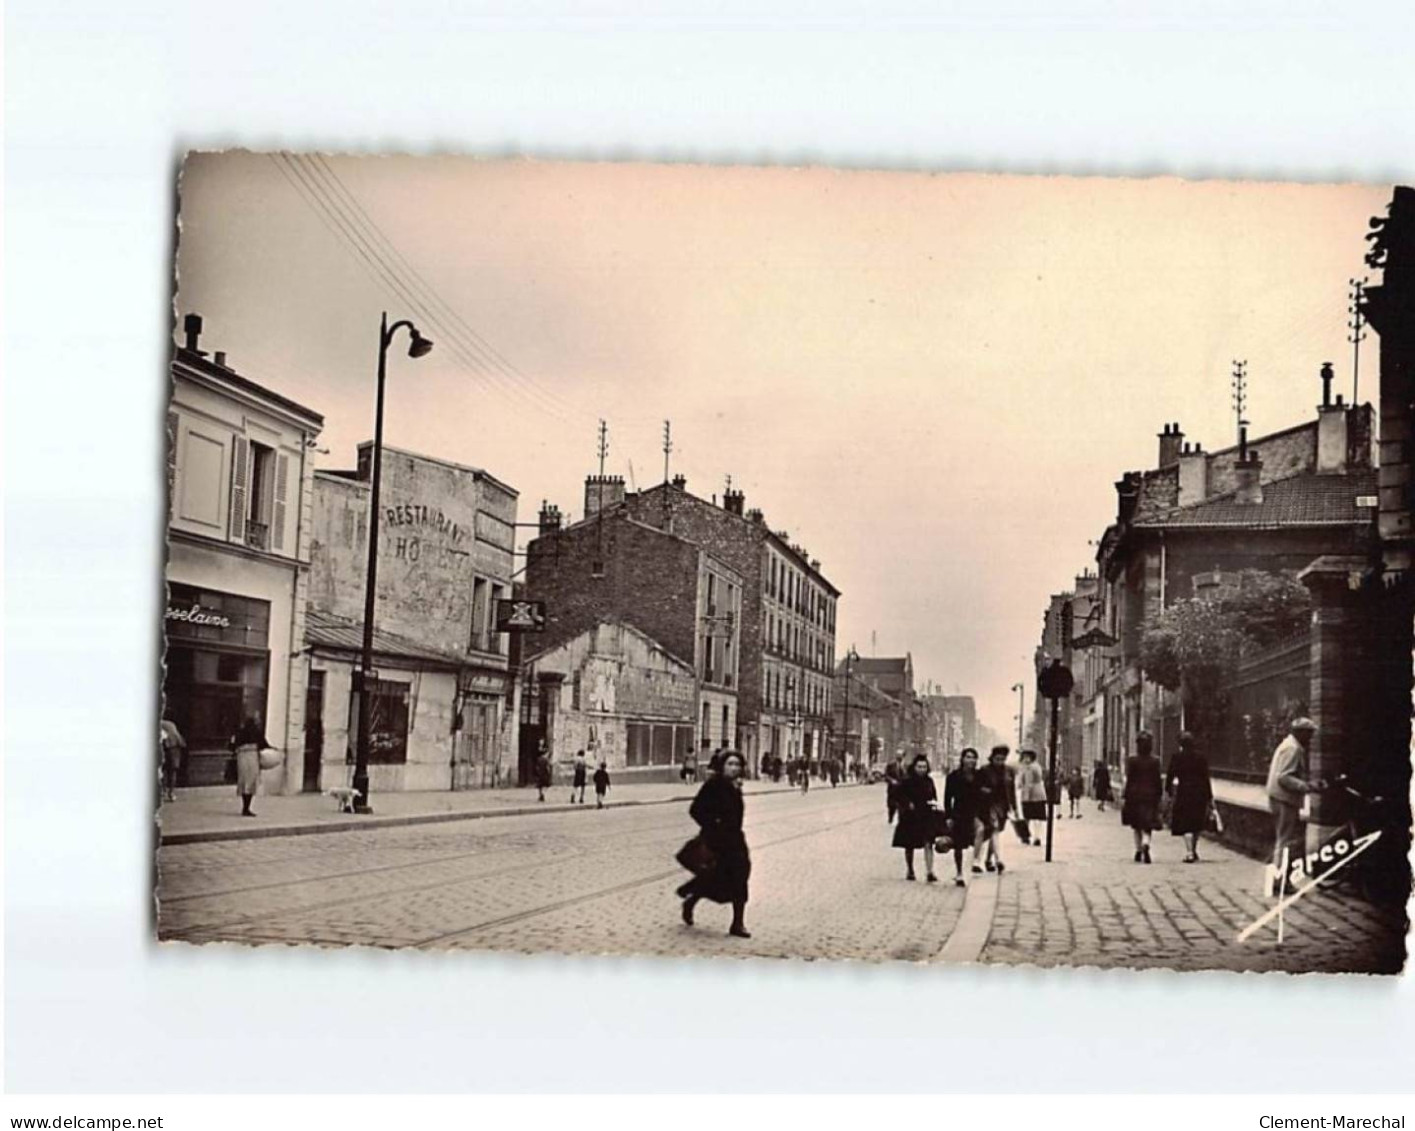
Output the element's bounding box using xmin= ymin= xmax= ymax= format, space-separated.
xmin=1348 ymin=277 xmax=1368 ymax=405
xmin=661 ymin=419 xmax=672 ymax=530
xmin=1231 ymin=359 xmax=1250 ymax=459
xmin=595 ymin=419 xmax=609 ymax=568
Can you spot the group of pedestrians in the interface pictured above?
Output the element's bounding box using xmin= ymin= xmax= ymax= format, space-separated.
xmin=533 ymin=745 xmax=612 ymax=808
xmin=887 ymin=746 xmax=1026 ymax=886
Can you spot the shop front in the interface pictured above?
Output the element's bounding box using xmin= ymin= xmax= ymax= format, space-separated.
xmin=162 ymin=581 xmax=273 ymax=786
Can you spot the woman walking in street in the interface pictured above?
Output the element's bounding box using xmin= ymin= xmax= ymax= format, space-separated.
xmin=1166 ymin=731 xmax=1214 ymax=863
xmin=892 ymin=754 xmax=940 ymax=882
xmin=943 ymin=748 xmax=982 ymax=886
xmin=1092 ymin=760 xmax=1113 ymax=813
xmin=677 ymin=749 xmax=753 ymax=938
xmin=570 ymin=749 xmax=588 ymax=804
xmin=534 ymin=743 xmax=552 ymax=802
xmin=974 ymin=745 xmax=1018 ymax=874
xmin=229 ymin=715 xmax=273 ymax=818
xmin=1017 ymin=749 xmax=1047 ymax=846
xmin=1067 ymin=765 xmax=1086 ymax=818
xmin=1122 ymin=731 xmax=1164 ymax=863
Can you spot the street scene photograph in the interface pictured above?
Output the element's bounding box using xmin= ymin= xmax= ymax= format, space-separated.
xmin=156 ymin=155 xmax=1412 ymax=974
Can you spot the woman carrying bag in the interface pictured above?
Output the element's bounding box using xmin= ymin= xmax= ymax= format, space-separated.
xmin=229 ymin=715 xmax=278 ymax=818
xmin=676 ymin=750 xmax=753 ymax=938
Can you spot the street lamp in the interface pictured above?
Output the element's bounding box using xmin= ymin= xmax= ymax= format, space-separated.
xmin=353 ymin=312 xmax=433 ymax=814
xmin=1011 ymin=682 xmax=1025 ymax=752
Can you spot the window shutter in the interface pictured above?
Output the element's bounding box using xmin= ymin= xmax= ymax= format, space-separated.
xmin=272 ymin=452 xmax=290 ymax=551
xmin=228 ymin=435 xmax=249 ymax=543
xmin=166 ymin=411 xmax=179 ymax=511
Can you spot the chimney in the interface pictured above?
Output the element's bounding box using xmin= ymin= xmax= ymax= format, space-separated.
xmin=1178 ymin=440 xmax=1208 ymax=506
xmin=723 ymin=486 xmax=745 ymax=516
xmin=1234 ymin=451 xmax=1264 ymax=505
xmin=1158 ymin=422 xmax=1184 ymax=468
xmin=538 ymin=500 xmax=562 ymax=535
xmin=1115 ymin=472 xmax=1141 ymax=524
xmin=671 ymin=474 xmax=687 ymax=491
xmin=746 ymin=507 xmax=764 ymax=524
xmin=182 ymin=313 xmax=206 ymax=355
xmin=1317 ymin=364 xmax=1349 ymax=474
xmin=213 ymin=350 xmax=228 ymax=369
xmin=584 ymin=474 xmax=625 ymax=518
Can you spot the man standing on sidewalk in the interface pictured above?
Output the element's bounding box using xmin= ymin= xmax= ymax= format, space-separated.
xmin=1265 ymin=718 xmax=1321 ymax=892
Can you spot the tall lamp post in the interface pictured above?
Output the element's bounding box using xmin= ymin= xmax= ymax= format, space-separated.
xmin=353 ymin=312 xmax=433 ymax=814
xmin=1011 ymin=681 xmax=1025 ymax=752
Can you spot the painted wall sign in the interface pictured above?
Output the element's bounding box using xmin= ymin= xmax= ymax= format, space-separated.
xmin=384 ymin=502 xmax=467 ymax=543
xmin=165 ymin=602 xmax=232 ymax=628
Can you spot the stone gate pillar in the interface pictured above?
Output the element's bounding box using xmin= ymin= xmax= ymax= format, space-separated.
xmin=1298 ymin=555 xmax=1370 ymax=847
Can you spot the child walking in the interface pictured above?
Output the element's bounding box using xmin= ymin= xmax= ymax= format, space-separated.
xmin=593 ymin=761 xmax=611 ymax=809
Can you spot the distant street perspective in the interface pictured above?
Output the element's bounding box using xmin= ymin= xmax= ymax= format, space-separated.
xmin=158 ymin=160 xmax=1412 ymax=974
xmin=157 ymin=778 xmax=1404 ymax=973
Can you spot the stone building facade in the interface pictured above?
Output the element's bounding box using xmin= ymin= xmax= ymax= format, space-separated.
xmin=164 ymin=314 xmax=324 ymax=793
xmin=305 ymin=445 xmax=518 ymax=792
xmin=522 ymin=505 xmax=741 ymax=782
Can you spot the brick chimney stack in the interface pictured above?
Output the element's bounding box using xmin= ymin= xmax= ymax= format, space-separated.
xmin=1178 ymin=440 xmax=1208 ymax=506
xmin=1317 ymin=362 xmax=1350 ymax=474
xmin=538 ymin=500 xmax=562 ymax=535
xmin=723 ymin=487 xmax=745 ymax=516
xmin=1234 ymin=451 xmax=1265 ymax=505
xmin=182 ymin=313 xmax=206 ymax=356
xmin=746 ymin=507 xmax=764 ymax=524
xmin=1115 ymin=472 xmax=1142 ymax=524
xmin=1158 ymin=422 xmax=1184 ymax=468
xmin=671 ymin=474 xmax=687 ymax=491
xmin=584 ymin=474 xmax=625 ymax=518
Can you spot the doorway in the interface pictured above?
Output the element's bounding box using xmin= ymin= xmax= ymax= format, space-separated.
xmin=303 ymin=670 xmax=325 ymax=792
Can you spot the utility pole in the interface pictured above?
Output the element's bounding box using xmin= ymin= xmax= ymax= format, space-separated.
xmin=661 ymin=419 xmax=672 ymax=530
xmin=1232 ymin=359 xmax=1250 ymax=457
xmin=594 ymin=419 xmax=608 ymax=571
xmin=1349 ymin=277 xmax=1368 ymax=404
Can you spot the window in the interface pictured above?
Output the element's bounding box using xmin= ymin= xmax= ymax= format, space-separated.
xmin=228 ymin=436 xmax=289 ymax=552
xmin=489 ymin=583 xmax=507 ymax=654
xmin=721 ymin=704 xmax=730 ymax=744
xmin=701 ymin=703 xmax=711 ymax=750
xmin=469 ymin=578 xmax=490 ymax=652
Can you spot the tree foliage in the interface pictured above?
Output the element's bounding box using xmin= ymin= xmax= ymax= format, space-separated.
xmin=1140 ymin=570 xmax=1310 ymax=740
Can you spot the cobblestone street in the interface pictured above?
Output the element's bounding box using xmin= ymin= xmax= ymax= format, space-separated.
xmin=158 ymin=781 xmax=1406 ymax=972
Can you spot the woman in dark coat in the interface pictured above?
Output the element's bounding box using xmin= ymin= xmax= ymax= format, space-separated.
xmin=1092 ymin=761 xmax=1113 ymax=812
xmin=1166 ymin=731 xmax=1214 ymax=863
xmin=678 ymin=750 xmax=752 ymax=938
xmin=892 ymin=754 xmax=940 ymax=882
xmin=974 ymin=745 xmax=1018 ymax=873
xmin=1122 ymin=730 xmax=1164 ymax=863
xmin=943 ymin=748 xmax=982 ymax=887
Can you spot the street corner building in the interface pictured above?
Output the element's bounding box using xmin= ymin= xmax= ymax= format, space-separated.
xmin=304 ymin=445 xmax=518 ymax=792
xmin=523 ymin=474 xmax=840 ymax=778
xmin=163 ymin=315 xmax=325 ymax=790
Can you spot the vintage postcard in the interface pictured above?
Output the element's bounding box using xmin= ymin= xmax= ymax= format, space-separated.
xmin=157 ymin=154 xmax=1411 ymax=972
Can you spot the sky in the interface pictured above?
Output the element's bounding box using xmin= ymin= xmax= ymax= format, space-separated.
xmin=174 ymin=153 xmax=1389 ymax=737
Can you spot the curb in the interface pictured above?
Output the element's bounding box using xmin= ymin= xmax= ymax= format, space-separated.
xmin=159 ymin=780 xmax=873 ymax=846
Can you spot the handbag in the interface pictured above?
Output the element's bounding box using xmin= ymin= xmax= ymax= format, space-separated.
xmin=224 ymin=755 xmax=237 ymax=784
xmin=1209 ymin=803 xmax=1225 ymax=835
xmin=1010 ymin=817 xmax=1032 ymax=843
xmin=258 ymin=747 xmax=282 ymax=771
xmin=675 ymin=835 xmax=717 ymax=876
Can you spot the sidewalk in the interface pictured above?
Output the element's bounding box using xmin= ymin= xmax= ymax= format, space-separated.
xmin=156 ymin=777 xmax=863 ymax=845
xmin=974 ymin=802 xmax=1405 ymax=974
